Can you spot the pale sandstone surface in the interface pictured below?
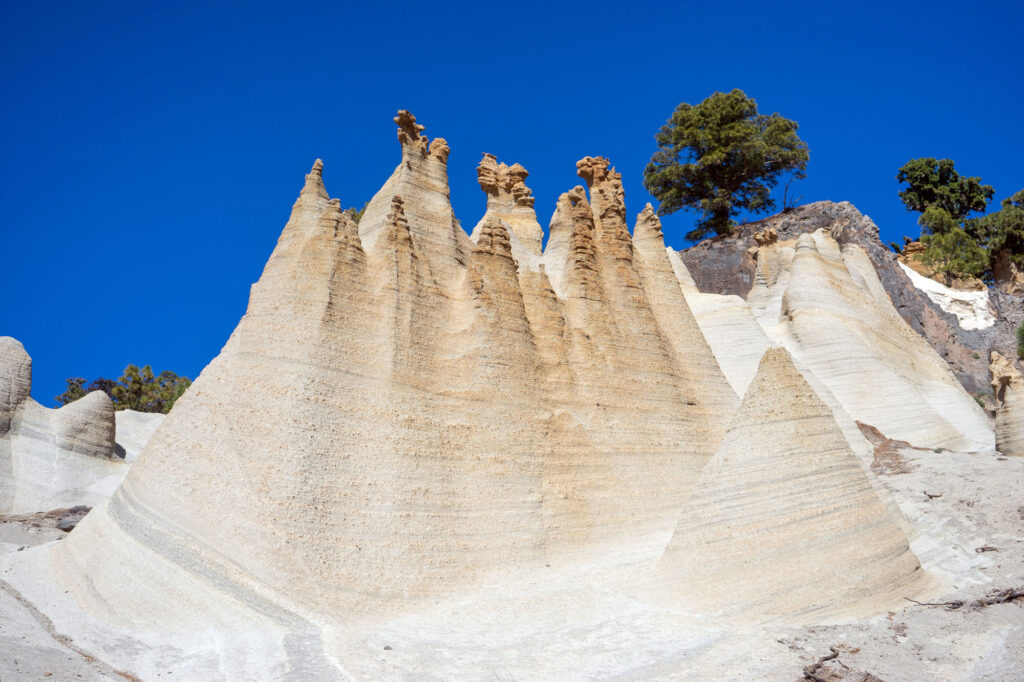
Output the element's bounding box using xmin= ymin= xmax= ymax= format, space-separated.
xmin=114 ymin=409 xmax=165 ymax=463
xmin=679 ymin=201 xmax=1024 ymax=397
xmin=6 ymin=443 xmax=1019 ymax=681
xmin=660 ymin=348 xmax=929 ymax=620
xmin=990 ymin=351 xmax=1024 ymax=456
xmin=0 ymin=337 xmax=165 ymax=515
xmin=664 ymin=226 xmax=989 ymax=454
xmin=11 ymin=112 xmax=737 ymax=661
xmin=1 ymin=113 xmax=1018 ymax=679
xmin=742 ymin=231 xmax=992 ymax=451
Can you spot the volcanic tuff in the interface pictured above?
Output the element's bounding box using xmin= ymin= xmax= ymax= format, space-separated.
xmin=0 ymin=337 xmax=162 ymax=514
xmin=991 ymin=351 xmax=1024 ymax=456
xmin=1 ymin=111 xmax=1016 ymax=680
xmin=661 ymin=347 xmax=928 ymax=619
xmin=679 ymin=201 xmax=1024 ymax=396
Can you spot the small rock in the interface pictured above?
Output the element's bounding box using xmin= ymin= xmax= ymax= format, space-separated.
xmin=56 ymin=506 xmax=91 ymax=532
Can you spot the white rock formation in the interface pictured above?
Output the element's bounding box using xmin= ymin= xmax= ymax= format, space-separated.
xmin=660 ymin=348 xmax=928 ymax=620
xmin=742 ymin=232 xmax=992 ymax=451
xmin=0 ymin=337 xmax=165 ymax=514
xmin=3 ymin=112 xmax=990 ymax=679
xmin=898 ymin=261 xmax=996 ymax=330
xmin=991 ymin=351 xmax=1024 ymax=456
xmin=15 ymin=113 xmax=738 ymax=656
xmin=2 ymin=338 xmax=119 ymax=514
xmin=114 ymin=410 xmax=165 ymax=463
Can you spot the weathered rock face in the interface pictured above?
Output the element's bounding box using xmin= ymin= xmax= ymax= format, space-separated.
xmin=679 ymin=201 xmax=1024 ymax=395
xmin=991 ymin=351 xmax=1024 ymax=456
xmin=470 ymin=153 xmax=544 ymax=267
xmin=43 ymin=112 xmax=739 ymax=632
xmin=0 ymin=337 xmax=158 ymax=514
xmin=669 ymin=224 xmax=992 ymax=452
xmin=660 ymin=348 xmax=927 ymax=620
xmin=6 ymin=113 xmax=982 ymax=679
xmin=993 ymin=249 xmax=1024 ymax=295
xmin=897 ymin=262 xmax=996 ymax=331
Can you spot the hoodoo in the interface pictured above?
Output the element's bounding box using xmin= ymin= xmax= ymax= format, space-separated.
xmin=6 ymin=111 xmax=998 ymax=679
xmin=18 ymin=111 xmax=737 ymax=643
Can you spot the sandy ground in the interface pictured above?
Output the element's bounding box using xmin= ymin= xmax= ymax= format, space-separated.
xmin=1 ymin=442 xmax=1021 ymax=680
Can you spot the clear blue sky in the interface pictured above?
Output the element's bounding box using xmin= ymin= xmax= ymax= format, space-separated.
xmin=2 ymin=1 xmax=1022 ymax=404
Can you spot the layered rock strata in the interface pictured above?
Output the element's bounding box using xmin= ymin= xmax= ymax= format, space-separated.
xmin=679 ymin=201 xmax=1023 ymax=395
xmin=991 ymin=351 xmax=1024 ymax=456
xmin=0 ymin=337 xmax=140 ymax=514
xmin=660 ymin=347 xmax=928 ymax=619
xmin=667 ymin=226 xmax=992 ymax=451
xmin=38 ymin=112 xmax=739 ymax=633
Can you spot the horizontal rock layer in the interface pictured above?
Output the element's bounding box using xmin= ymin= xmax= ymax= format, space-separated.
xmin=5 ymin=111 xmax=977 ymax=678
xmin=0 ymin=336 xmax=159 ymax=514
xmin=660 ymin=347 xmax=928 ymax=619
xmin=48 ymin=112 xmax=738 ymax=624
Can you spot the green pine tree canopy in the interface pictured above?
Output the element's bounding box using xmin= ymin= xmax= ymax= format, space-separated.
xmin=55 ymin=364 xmax=191 ymax=414
xmin=896 ymin=157 xmax=1021 ymax=281
xmin=896 ymin=158 xmax=994 ymax=223
xmin=643 ymin=89 xmax=809 ymax=241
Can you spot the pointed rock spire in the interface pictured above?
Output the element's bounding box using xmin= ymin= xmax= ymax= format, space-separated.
xmin=471 ymin=153 xmax=543 ymax=260
xmin=576 ymin=156 xmax=626 ymax=227
xmin=300 ymin=158 xmax=329 ymax=200
xmin=356 ymin=111 xmax=469 ymax=291
xmin=633 ymin=203 xmax=662 ymax=241
xmin=472 ymin=215 xmax=513 ymax=259
xmin=394 ymin=110 xmax=425 ymax=145
xmin=539 ymin=187 xmax=585 ymax=296
xmin=576 ymin=156 xmax=632 ymax=264
xmin=660 ymin=347 xmax=926 ymax=619
xmin=565 ymin=187 xmax=600 ymax=298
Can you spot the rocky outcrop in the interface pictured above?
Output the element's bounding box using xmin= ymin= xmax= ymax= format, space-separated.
xmin=5 ymin=113 xmax=979 ymax=679
xmin=897 ymin=262 xmax=996 ymax=330
xmin=993 ymin=249 xmax=1024 ymax=295
xmin=470 ymin=153 xmax=544 ymax=267
xmin=0 ymin=337 xmax=161 ymax=514
xmin=679 ymin=201 xmax=1024 ymax=395
xmin=672 ymin=224 xmax=992 ymax=451
xmin=991 ymin=351 xmax=1024 ymax=456
xmin=660 ymin=348 xmax=927 ymax=619
xmin=0 ymin=337 xmax=31 ymax=435
xmin=31 ymin=112 xmax=741 ymax=652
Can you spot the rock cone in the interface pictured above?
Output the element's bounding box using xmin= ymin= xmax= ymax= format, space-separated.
xmin=660 ymin=347 xmax=927 ymax=619
xmin=37 ymin=112 xmax=735 ymax=631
